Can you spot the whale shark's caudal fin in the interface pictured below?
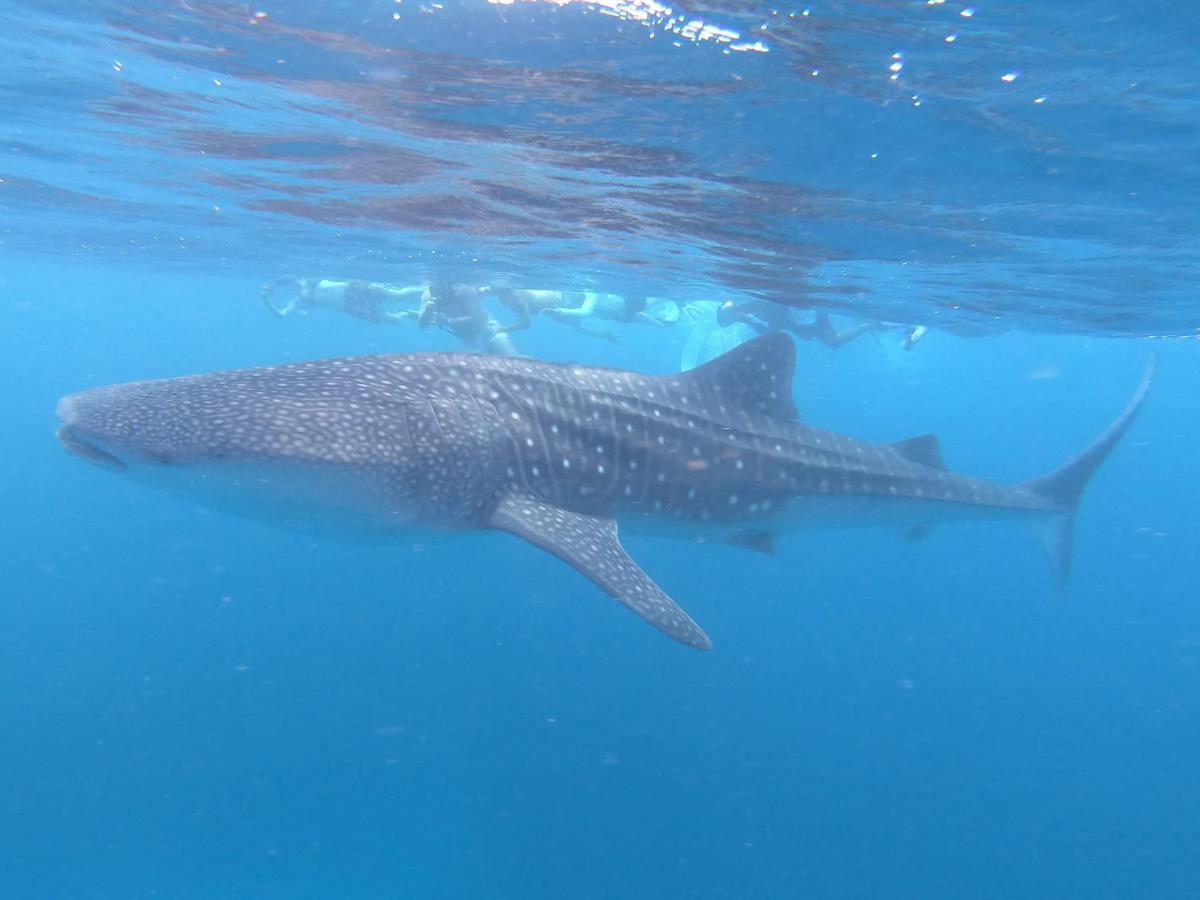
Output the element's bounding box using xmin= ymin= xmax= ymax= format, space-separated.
xmin=487 ymin=492 xmax=713 ymax=650
xmin=1022 ymin=357 xmax=1156 ymax=580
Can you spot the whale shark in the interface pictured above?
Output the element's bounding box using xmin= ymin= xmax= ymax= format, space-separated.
xmin=56 ymin=335 xmax=1152 ymax=650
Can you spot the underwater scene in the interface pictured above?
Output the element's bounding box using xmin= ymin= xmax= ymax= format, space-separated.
xmin=2 ymin=0 xmax=1198 ymax=897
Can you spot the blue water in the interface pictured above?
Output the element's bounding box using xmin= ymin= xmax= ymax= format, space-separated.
xmin=4 ymin=1 xmax=1200 ymax=897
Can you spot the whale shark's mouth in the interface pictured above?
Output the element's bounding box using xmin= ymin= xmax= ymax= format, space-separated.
xmin=57 ymin=425 xmax=127 ymax=473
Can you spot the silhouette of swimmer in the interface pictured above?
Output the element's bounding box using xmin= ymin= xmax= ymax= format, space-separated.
xmin=716 ymin=299 xmax=875 ymax=349
xmin=262 ymin=278 xmax=423 ymax=325
xmin=544 ymin=292 xmax=677 ymax=329
xmin=417 ymin=282 xmax=520 ymax=357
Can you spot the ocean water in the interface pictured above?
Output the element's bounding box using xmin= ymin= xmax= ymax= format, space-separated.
xmin=3 ymin=1 xmax=1199 ymax=897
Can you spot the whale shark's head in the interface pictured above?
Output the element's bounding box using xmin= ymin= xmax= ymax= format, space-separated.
xmin=54 ymin=371 xmax=358 ymax=473
xmin=54 ymin=358 xmax=513 ymax=531
xmin=57 ymin=383 xmax=187 ymax=472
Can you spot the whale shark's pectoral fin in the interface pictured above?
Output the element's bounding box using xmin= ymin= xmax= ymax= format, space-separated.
xmin=487 ymin=493 xmax=713 ymax=650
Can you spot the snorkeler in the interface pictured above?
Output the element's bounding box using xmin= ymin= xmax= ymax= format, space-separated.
xmin=488 ymin=288 xmax=678 ymax=342
xmin=417 ymin=282 xmax=520 ymax=357
xmin=678 ymin=300 xmax=760 ymax=370
xmin=543 ymin=292 xmax=678 ymax=330
xmin=900 ymin=322 xmax=1008 ymax=351
xmin=715 ymin=299 xmax=876 ymax=349
xmin=262 ymin=278 xmax=425 ymax=325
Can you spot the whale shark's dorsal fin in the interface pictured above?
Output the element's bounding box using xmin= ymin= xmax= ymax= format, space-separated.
xmin=677 ymin=333 xmax=798 ymax=421
xmin=487 ymin=492 xmax=713 ymax=650
xmin=890 ymin=434 xmax=946 ymax=470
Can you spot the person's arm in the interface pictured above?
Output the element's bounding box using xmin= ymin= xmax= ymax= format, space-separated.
xmin=546 ymin=293 xmax=597 ymax=320
xmin=417 ymin=290 xmax=440 ymax=329
xmin=261 ymin=282 xmax=297 ymax=317
xmin=741 ymin=316 xmax=771 ymax=336
xmin=441 ymin=298 xmax=490 ymax=332
xmin=372 ymin=285 xmax=426 ymax=323
xmin=813 ymin=312 xmax=876 ymax=349
xmin=494 ymin=291 xmax=533 ymax=334
xmin=381 ymin=308 xmax=420 ymax=324
xmin=901 ymin=325 xmax=929 ymax=350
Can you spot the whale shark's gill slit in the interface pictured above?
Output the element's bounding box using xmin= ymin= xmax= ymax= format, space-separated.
xmin=526 ymin=395 xmax=560 ymax=505
xmin=486 ymin=394 xmax=546 ymax=500
xmin=428 ymin=399 xmax=451 ymax=440
xmin=620 ymin=397 xmax=651 ymax=503
xmin=596 ymin=395 xmax=620 ymax=498
xmin=400 ymin=402 xmax=416 ymax=454
xmin=481 ymin=398 xmax=519 ymax=485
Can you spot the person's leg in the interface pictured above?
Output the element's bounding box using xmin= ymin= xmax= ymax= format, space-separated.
xmin=262 ymin=290 xmax=296 ymax=317
xmin=484 ymin=319 xmax=520 ymax=356
xmin=343 ymin=282 xmax=392 ymax=324
xmin=741 ymin=315 xmax=772 ymax=336
xmin=261 ymin=279 xmax=301 ymax=317
xmin=634 ymin=311 xmax=673 ymax=327
xmin=644 ymin=299 xmax=680 ymax=326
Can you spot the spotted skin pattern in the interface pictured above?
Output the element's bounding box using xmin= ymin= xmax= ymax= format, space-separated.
xmin=56 ymin=335 xmax=1152 ymax=649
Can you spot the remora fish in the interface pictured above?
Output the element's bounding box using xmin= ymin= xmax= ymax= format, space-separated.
xmin=56 ymin=335 xmax=1152 ymax=650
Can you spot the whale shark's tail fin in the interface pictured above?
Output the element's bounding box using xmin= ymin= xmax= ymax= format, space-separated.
xmin=1022 ymin=356 xmax=1156 ymax=580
